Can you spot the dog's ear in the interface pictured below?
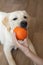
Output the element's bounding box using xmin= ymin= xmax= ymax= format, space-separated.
xmin=2 ymin=17 xmax=8 ymax=26
xmin=2 ymin=17 xmax=11 ymax=31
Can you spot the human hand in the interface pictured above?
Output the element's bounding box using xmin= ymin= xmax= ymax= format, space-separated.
xmin=12 ymin=33 xmax=30 ymax=56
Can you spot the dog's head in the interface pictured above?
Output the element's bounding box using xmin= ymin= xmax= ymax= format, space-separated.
xmin=2 ymin=11 xmax=30 ymax=33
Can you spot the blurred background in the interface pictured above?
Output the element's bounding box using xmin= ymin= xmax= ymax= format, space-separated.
xmin=0 ymin=0 xmax=43 ymax=65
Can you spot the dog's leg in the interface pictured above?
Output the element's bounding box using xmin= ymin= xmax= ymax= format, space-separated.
xmin=28 ymin=39 xmax=38 ymax=65
xmin=4 ymin=44 xmax=16 ymax=65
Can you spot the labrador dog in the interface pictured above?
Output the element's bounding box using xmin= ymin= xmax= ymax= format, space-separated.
xmin=0 ymin=11 xmax=37 ymax=65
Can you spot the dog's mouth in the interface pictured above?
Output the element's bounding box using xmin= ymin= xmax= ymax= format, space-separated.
xmin=10 ymin=25 xmax=27 ymax=33
xmin=20 ymin=25 xmax=27 ymax=30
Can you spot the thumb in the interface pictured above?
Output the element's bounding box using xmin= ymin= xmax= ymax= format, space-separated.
xmin=21 ymin=38 xmax=28 ymax=47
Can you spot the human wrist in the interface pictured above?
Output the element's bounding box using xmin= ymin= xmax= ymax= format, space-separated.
xmin=23 ymin=47 xmax=31 ymax=57
xmin=25 ymin=48 xmax=31 ymax=57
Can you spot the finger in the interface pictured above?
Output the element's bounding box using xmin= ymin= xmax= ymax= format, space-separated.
xmin=23 ymin=38 xmax=27 ymax=43
xmin=12 ymin=33 xmax=17 ymax=41
xmin=18 ymin=41 xmax=28 ymax=49
xmin=18 ymin=38 xmax=28 ymax=47
xmin=18 ymin=40 xmax=25 ymax=44
xmin=17 ymin=42 xmax=28 ymax=51
xmin=22 ymin=39 xmax=28 ymax=47
xmin=12 ymin=32 xmax=16 ymax=38
xmin=12 ymin=33 xmax=20 ymax=47
xmin=18 ymin=38 xmax=27 ymax=44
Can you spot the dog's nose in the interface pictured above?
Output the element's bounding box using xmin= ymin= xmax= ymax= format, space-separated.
xmin=20 ymin=21 xmax=27 ymax=28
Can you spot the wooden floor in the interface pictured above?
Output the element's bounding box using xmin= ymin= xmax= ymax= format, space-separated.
xmin=0 ymin=0 xmax=43 ymax=65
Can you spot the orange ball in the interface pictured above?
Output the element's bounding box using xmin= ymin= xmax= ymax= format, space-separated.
xmin=13 ymin=27 xmax=27 ymax=40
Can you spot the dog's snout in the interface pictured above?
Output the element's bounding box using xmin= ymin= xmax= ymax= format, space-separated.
xmin=20 ymin=21 xmax=27 ymax=28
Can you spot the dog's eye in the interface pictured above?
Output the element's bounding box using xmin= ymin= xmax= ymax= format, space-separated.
xmin=24 ymin=16 xmax=27 ymax=19
xmin=13 ymin=18 xmax=17 ymax=20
